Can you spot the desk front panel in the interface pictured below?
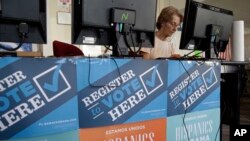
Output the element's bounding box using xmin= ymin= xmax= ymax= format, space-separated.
xmin=0 ymin=57 xmax=221 ymax=141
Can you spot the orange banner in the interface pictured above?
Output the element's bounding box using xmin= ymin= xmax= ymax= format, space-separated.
xmin=80 ymin=118 xmax=166 ymax=141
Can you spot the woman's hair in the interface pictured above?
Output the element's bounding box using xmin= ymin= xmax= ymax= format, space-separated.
xmin=156 ymin=6 xmax=183 ymax=30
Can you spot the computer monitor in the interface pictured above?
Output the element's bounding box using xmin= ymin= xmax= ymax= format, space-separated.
xmin=0 ymin=0 xmax=47 ymax=51
xmin=72 ymin=0 xmax=157 ymax=57
xmin=179 ymin=0 xmax=233 ymax=58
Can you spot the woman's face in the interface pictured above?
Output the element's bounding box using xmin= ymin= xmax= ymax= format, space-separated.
xmin=161 ymin=14 xmax=181 ymax=38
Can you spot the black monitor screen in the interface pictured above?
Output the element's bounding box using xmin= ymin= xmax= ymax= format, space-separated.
xmin=72 ymin=0 xmax=157 ymax=57
xmin=179 ymin=0 xmax=233 ymax=55
xmin=0 ymin=0 xmax=47 ymax=46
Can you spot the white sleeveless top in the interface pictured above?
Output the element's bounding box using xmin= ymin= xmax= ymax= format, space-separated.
xmin=141 ymin=36 xmax=176 ymax=59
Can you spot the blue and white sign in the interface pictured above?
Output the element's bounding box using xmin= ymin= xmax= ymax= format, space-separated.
xmin=0 ymin=57 xmax=78 ymax=140
xmin=76 ymin=58 xmax=168 ymax=128
xmin=167 ymin=60 xmax=220 ymax=116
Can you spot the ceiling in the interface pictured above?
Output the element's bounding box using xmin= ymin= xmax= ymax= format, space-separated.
xmin=170 ymin=0 xmax=250 ymax=35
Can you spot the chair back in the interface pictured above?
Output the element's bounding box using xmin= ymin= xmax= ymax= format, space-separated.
xmin=53 ymin=40 xmax=84 ymax=57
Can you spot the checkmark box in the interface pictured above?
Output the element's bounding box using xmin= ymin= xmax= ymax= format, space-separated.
xmin=33 ymin=65 xmax=71 ymax=102
xmin=202 ymin=68 xmax=218 ymax=90
xmin=43 ymin=64 xmax=62 ymax=92
xmin=140 ymin=66 xmax=163 ymax=95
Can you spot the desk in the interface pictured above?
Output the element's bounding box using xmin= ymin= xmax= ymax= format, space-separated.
xmin=221 ymin=61 xmax=249 ymax=125
xmin=0 ymin=57 xmax=221 ymax=140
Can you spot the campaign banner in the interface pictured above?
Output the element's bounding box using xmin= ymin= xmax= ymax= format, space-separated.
xmin=167 ymin=61 xmax=220 ymax=116
xmin=0 ymin=57 xmax=79 ymax=140
xmin=79 ymin=118 xmax=166 ymax=141
xmin=76 ymin=58 xmax=168 ymax=128
xmin=167 ymin=108 xmax=220 ymax=141
xmin=4 ymin=130 xmax=79 ymax=141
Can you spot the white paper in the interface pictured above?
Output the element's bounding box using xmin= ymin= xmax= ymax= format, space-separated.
xmin=57 ymin=12 xmax=71 ymax=25
xmin=232 ymin=20 xmax=245 ymax=61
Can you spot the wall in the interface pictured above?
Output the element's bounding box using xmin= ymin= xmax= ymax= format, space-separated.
xmin=43 ymin=0 xmax=71 ymax=57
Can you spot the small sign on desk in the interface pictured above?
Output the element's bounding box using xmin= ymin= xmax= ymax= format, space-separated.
xmin=57 ymin=11 xmax=71 ymax=25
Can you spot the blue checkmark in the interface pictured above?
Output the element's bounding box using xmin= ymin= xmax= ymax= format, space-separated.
xmin=205 ymin=70 xmax=215 ymax=84
xmin=43 ymin=64 xmax=62 ymax=92
xmin=145 ymin=67 xmax=157 ymax=87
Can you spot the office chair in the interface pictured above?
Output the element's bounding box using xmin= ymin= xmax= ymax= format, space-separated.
xmin=53 ymin=40 xmax=84 ymax=57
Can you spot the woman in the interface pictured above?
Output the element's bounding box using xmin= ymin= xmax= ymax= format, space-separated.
xmin=141 ymin=6 xmax=183 ymax=59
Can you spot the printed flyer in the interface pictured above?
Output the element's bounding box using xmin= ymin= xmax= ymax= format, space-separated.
xmin=167 ymin=60 xmax=220 ymax=116
xmin=167 ymin=108 xmax=220 ymax=141
xmin=76 ymin=58 xmax=168 ymax=128
xmin=80 ymin=118 xmax=166 ymax=141
xmin=0 ymin=57 xmax=79 ymax=140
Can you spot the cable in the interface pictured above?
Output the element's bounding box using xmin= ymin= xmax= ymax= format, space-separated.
xmin=0 ymin=36 xmax=25 ymax=51
xmin=114 ymin=31 xmax=125 ymax=56
xmin=214 ymin=98 xmax=227 ymax=141
xmin=129 ymin=27 xmax=136 ymax=54
xmin=104 ymin=45 xmax=112 ymax=52
xmin=181 ymin=50 xmax=196 ymax=59
xmin=190 ymin=50 xmax=205 ymax=58
xmin=0 ymin=23 xmax=28 ymax=51
xmin=123 ymin=25 xmax=143 ymax=58
xmin=87 ymin=55 xmax=123 ymax=87
xmin=179 ymin=60 xmax=191 ymax=141
xmin=213 ymin=65 xmax=226 ymax=141
xmin=211 ymin=38 xmax=219 ymax=60
xmin=129 ymin=29 xmax=143 ymax=54
xmin=123 ymin=33 xmax=133 ymax=53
